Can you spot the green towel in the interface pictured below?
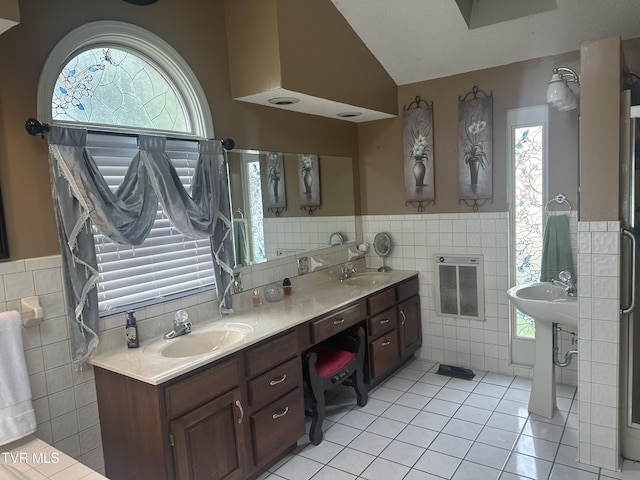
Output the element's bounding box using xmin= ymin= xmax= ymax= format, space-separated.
xmin=540 ymin=215 xmax=574 ymax=282
xmin=233 ymin=219 xmax=250 ymax=267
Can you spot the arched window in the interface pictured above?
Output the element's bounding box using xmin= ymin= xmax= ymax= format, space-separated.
xmin=39 ymin=21 xmax=217 ymax=314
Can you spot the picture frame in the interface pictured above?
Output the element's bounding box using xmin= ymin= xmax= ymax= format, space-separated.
xmin=403 ymin=100 xmax=435 ymax=205
xmin=458 ymin=87 xmax=493 ymax=201
xmin=264 ymin=152 xmax=286 ymax=210
xmin=298 ymin=154 xmax=321 ymax=208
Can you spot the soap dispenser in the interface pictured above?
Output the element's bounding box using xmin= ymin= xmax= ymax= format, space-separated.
xmin=125 ymin=310 xmax=139 ymax=348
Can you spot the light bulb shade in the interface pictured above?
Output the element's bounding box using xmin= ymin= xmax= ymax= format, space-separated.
xmin=556 ymin=88 xmax=577 ymax=111
xmin=546 ymin=74 xmax=567 ymax=104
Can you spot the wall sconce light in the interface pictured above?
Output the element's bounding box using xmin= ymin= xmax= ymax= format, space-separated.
xmin=546 ymin=67 xmax=580 ymax=111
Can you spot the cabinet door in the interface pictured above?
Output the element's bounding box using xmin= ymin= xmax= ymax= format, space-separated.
xmin=398 ymin=295 xmax=422 ymax=358
xmin=170 ymin=388 xmax=247 ymax=480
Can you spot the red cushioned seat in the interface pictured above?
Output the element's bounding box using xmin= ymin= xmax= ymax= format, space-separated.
xmin=302 ymin=327 xmax=368 ymax=445
xmin=309 ymin=345 xmax=356 ymax=378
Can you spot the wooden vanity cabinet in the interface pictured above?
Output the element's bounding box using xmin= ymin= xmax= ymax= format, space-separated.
xmin=365 ymin=287 xmax=400 ymax=384
xmin=243 ymin=330 xmax=305 ymax=470
xmin=96 ymin=275 xmax=421 ymax=480
xmin=365 ymin=275 xmax=422 ymax=385
xmin=397 ymin=277 xmax=422 ymax=360
xmin=95 ymin=356 xmax=247 ymax=480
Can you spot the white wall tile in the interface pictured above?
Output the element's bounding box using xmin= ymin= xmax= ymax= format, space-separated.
xmin=4 ymin=272 xmax=35 ymax=301
xmin=30 ymin=372 xmax=48 ymax=400
xmin=77 ymin=402 xmax=100 ymax=431
xmin=45 ymin=365 xmax=74 ymax=395
xmin=75 ymin=380 xmax=97 ymax=408
xmin=51 ymin=411 xmax=79 ymax=443
xmin=43 ymin=341 xmax=71 ymax=370
xmin=49 ymin=387 xmax=77 ymax=419
xmin=33 ymin=268 xmax=63 ymax=295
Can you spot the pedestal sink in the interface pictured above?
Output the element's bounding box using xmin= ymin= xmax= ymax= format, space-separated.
xmin=506 ymin=282 xmax=577 ymax=418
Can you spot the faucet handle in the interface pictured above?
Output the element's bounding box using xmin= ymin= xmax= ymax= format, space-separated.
xmin=558 ymin=270 xmax=572 ymax=283
xmin=175 ymin=309 xmax=189 ymax=325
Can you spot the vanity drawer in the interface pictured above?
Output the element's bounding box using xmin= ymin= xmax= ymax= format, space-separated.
xmin=310 ymin=302 xmax=363 ymax=343
xmin=368 ymin=307 xmax=397 ymax=338
xmin=397 ymin=276 xmax=419 ymax=302
xmin=369 ymin=330 xmax=400 ymax=380
xmin=247 ymin=356 xmax=302 ymax=408
xmin=251 ymin=387 xmax=305 ymax=465
xmin=367 ymin=287 xmax=395 ymax=316
xmin=245 ymin=330 xmax=299 ymax=377
xmin=165 ymin=357 xmax=238 ymax=419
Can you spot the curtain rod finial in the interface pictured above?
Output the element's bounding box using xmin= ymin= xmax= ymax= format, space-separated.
xmin=25 ymin=118 xmax=50 ymax=137
xmin=221 ymin=138 xmax=234 ymax=151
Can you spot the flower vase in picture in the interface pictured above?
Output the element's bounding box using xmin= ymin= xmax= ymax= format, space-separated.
xmin=411 ymin=133 xmax=428 ymax=187
xmin=403 ymin=104 xmax=435 ymax=202
xmin=303 ymin=171 xmax=313 ymax=194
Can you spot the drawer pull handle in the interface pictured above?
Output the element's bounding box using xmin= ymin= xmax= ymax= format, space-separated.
xmin=235 ymin=399 xmax=244 ymax=424
xmin=400 ymin=310 xmax=406 ymax=325
xmin=379 ymin=318 xmax=390 ymax=325
xmin=381 ymin=340 xmax=391 ymax=346
xmin=333 ymin=318 xmax=345 ymax=325
xmin=269 ymin=374 xmax=287 ymax=386
xmin=272 ymin=406 xmax=289 ymax=419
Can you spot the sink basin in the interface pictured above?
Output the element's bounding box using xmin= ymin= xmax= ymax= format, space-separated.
xmin=145 ymin=323 xmax=253 ymax=359
xmin=161 ymin=330 xmax=246 ymax=358
xmin=506 ymin=282 xmax=577 ymax=326
xmin=341 ymin=272 xmax=390 ymax=287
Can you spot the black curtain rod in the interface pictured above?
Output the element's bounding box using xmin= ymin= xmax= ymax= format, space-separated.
xmin=24 ymin=118 xmax=235 ymax=151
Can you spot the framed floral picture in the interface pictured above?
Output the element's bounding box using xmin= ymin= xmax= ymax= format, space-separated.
xmin=298 ymin=154 xmax=321 ymax=208
xmin=403 ymin=103 xmax=434 ymax=203
xmin=458 ymin=90 xmax=493 ymax=200
xmin=264 ymin=152 xmax=286 ymax=209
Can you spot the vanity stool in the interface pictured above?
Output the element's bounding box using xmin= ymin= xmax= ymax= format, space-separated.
xmin=302 ymin=326 xmax=368 ymax=445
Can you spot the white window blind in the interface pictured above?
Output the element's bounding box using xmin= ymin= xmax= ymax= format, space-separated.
xmin=87 ymin=132 xmax=215 ymax=314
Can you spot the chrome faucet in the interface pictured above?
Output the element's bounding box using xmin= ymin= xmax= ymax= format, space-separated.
xmin=338 ymin=262 xmax=357 ymax=281
xmin=164 ymin=310 xmax=192 ymax=339
xmin=551 ymin=270 xmax=577 ymax=297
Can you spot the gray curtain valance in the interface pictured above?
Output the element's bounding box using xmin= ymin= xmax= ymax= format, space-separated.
xmin=47 ymin=126 xmax=234 ymax=365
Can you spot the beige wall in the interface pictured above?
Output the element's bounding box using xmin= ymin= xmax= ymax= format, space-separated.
xmin=225 ymin=0 xmax=397 ymax=115
xmin=358 ymin=53 xmax=581 ymax=215
xmin=0 ymin=0 xmax=360 ymax=261
xmin=579 ymin=36 xmax=622 ymax=221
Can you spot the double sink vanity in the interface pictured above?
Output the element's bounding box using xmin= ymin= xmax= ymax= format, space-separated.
xmin=90 ymin=268 xmax=422 ymax=480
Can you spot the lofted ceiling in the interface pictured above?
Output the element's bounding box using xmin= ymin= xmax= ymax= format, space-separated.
xmin=330 ymin=0 xmax=640 ymax=86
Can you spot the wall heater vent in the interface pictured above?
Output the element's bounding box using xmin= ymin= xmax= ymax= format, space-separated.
xmin=434 ymin=254 xmax=485 ymax=321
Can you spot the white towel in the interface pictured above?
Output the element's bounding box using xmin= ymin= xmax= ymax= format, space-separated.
xmin=0 ymin=311 xmax=36 ymax=445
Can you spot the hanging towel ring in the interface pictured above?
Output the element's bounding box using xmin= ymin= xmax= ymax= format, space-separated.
xmin=544 ymin=193 xmax=572 ymax=216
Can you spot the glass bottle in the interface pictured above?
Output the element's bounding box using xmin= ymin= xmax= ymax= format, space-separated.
xmin=126 ymin=310 xmax=139 ymax=348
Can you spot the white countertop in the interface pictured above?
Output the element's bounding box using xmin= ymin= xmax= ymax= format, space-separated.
xmin=89 ymin=269 xmax=418 ymax=385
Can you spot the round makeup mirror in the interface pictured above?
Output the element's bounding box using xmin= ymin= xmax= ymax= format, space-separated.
xmin=373 ymin=232 xmax=393 ymax=272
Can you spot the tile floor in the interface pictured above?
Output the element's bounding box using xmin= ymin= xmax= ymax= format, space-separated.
xmin=261 ymin=359 xmax=640 ymax=480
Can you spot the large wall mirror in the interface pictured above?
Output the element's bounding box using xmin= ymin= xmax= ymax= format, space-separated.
xmin=227 ymin=150 xmax=356 ymax=267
